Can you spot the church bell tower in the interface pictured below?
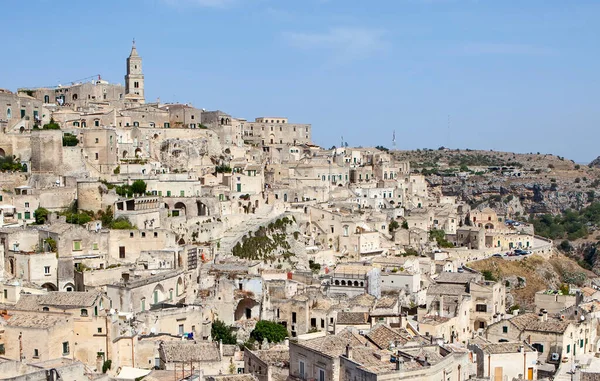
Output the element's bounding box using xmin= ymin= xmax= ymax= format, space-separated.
xmin=125 ymin=39 xmax=145 ymax=104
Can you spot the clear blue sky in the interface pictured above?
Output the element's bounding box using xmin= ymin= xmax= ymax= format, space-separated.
xmin=2 ymin=0 xmax=599 ymax=162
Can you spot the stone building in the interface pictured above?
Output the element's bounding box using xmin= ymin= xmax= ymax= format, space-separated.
xmin=242 ymin=117 xmax=311 ymax=146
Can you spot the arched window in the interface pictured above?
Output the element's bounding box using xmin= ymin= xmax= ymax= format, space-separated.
xmin=44 ymin=95 xmax=49 ymax=103
xmin=133 ymin=121 xmax=139 ymax=127
xmin=354 ymin=281 xmax=359 ymax=287
xmin=6 ymin=108 xmax=11 ymax=119
xmin=42 ymin=307 xmax=49 ymax=312
xmin=343 ymin=225 xmax=349 ymax=237
xmin=80 ymin=309 xmax=88 ymax=316
xmin=81 ymin=121 xmax=86 ymax=128
xmin=73 ymin=94 xmax=78 ymax=101
xmin=341 ymin=280 xmax=346 ymax=286
xmin=73 ymin=121 xmax=80 ymax=127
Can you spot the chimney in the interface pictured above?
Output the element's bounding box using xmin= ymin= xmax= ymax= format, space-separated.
xmin=122 ymin=273 xmax=130 ymax=283
xmin=396 ymin=357 xmax=403 ymax=371
xmin=345 ymin=344 xmax=352 ymax=360
xmin=512 ymin=309 xmax=519 ymax=317
xmin=396 ymin=350 xmax=404 ymax=370
xmin=519 ymin=345 xmax=524 ymax=353
xmin=537 ymin=313 xmax=544 ymax=322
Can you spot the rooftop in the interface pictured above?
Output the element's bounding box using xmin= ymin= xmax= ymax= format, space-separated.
xmin=295 ymin=329 xmax=368 ymax=358
xmin=159 ymin=341 xmax=221 ymax=363
xmin=337 ymin=312 xmax=369 ymax=325
xmin=7 ymin=312 xmax=70 ymax=328
xmin=14 ymin=291 xmax=102 ymax=311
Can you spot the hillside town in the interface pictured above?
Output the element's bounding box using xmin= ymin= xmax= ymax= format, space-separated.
xmin=1 ymin=43 xmax=599 ymax=381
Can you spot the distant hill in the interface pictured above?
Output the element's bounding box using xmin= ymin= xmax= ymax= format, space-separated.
xmin=589 ymin=156 xmax=600 ymax=168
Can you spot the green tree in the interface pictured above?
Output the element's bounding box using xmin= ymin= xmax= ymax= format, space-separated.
xmin=429 ymin=229 xmax=454 ymax=248
xmin=42 ymin=118 xmax=60 ymax=130
xmin=388 ymin=220 xmax=399 ymax=232
xmin=250 ymin=320 xmax=288 ymax=343
xmin=62 ymin=133 xmax=79 ymax=146
xmin=482 ymin=270 xmax=496 ymax=282
xmin=34 ymin=207 xmax=49 ymax=224
xmin=401 ymin=221 xmax=409 ymax=229
xmin=211 ymin=319 xmax=237 ymax=345
xmin=0 ymin=155 xmax=25 ymax=172
xmin=130 ymin=180 xmax=147 ymax=195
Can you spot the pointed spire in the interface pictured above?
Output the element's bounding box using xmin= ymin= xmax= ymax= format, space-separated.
xmin=129 ymin=38 xmax=139 ymax=57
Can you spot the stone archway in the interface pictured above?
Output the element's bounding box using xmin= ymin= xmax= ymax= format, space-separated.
xmin=0 ymin=148 xmax=5 ymax=157
xmin=234 ymin=298 xmax=260 ymax=321
xmin=42 ymin=282 xmax=58 ymax=291
xmin=174 ymin=202 xmax=186 ymax=217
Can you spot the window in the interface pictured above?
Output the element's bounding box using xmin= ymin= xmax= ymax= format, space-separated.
xmin=95 ymin=153 xmax=99 ymax=160
xmin=502 ymin=326 xmax=508 ymax=333
xmin=567 ymin=344 xmax=570 ymax=354
xmin=141 ymin=232 xmax=146 ymax=238
xmin=33 ymin=349 xmax=39 ymax=358
xmin=3 ymin=289 xmax=6 ymax=299
xmin=92 ymin=243 xmax=99 ymax=250
xmin=81 ymin=309 xmax=88 ymax=316
xmin=44 ymin=266 xmax=50 ymax=274
xmin=141 ymin=298 xmax=146 ymax=312
xmin=73 ymin=241 xmax=81 ymax=251
xmin=154 ymin=232 xmax=158 ymax=238
xmin=134 ymin=81 xmax=139 ymax=88
xmin=25 ymin=202 xmax=29 ymax=208
xmin=318 ymin=368 xmax=325 ymax=381
xmin=179 ymin=324 xmax=184 ymax=335
xmin=476 ymin=304 xmax=487 ymax=312
xmin=24 ymin=212 xmax=30 ymax=219
xmin=130 ymin=232 xmax=134 ymax=238
xmin=299 ymin=361 xmax=305 ymax=378
xmin=119 ymin=246 xmax=125 ymax=259
xmin=94 ymin=120 xmax=99 ymax=127
xmin=292 ymin=312 xmax=297 ymax=323
xmin=62 ymin=342 xmax=70 ymax=355
xmin=43 ymin=307 xmax=49 ymax=311
xmin=97 ymin=327 xmax=102 ymax=333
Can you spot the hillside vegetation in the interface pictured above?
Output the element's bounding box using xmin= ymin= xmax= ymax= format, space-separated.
xmin=470 ymin=254 xmax=594 ymax=310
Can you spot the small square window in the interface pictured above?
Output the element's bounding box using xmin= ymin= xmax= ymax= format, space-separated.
xmin=130 ymin=232 xmax=134 ymax=238
xmin=154 ymin=232 xmax=158 ymax=238
xmin=141 ymin=232 xmax=146 ymax=238
xmin=97 ymin=327 xmax=102 ymax=333
xmin=62 ymin=341 xmax=70 ymax=355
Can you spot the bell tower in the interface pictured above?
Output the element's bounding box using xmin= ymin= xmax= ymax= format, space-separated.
xmin=125 ymin=39 xmax=145 ymax=104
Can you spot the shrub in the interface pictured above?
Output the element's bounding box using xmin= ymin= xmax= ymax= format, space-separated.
xmin=62 ymin=133 xmax=79 ymax=146
xmin=34 ymin=207 xmax=49 ymax=224
xmin=130 ymin=180 xmax=147 ymax=195
xmin=102 ymin=360 xmax=112 ymax=374
xmin=42 ymin=118 xmax=60 ymax=130
xmin=482 ymin=270 xmax=496 ymax=282
xmin=211 ymin=319 xmax=237 ymax=344
xmin=250 ymin=320 xmax=288 ymax=343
